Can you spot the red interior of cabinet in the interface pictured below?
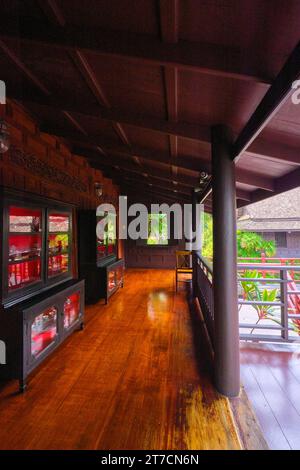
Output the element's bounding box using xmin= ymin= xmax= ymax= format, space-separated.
xmin=49 ymin=214 xmax=69 ymax=232
xmin=9 ymin=234 xmax=42 ymax=260
xmin=9 ymin=206 xmax=41 ymax=218
xmin=64 ymin=292 xmax=80 ymax=329
xmin=31 ymin=306 xmax=57 ymax=357
xmin=48 ymin=254 xmax=69 ymax=277
xmin=9 ymin=206 xmax=42 ymax=232
xmin=8 ymin=259 xmax=41 ymax=290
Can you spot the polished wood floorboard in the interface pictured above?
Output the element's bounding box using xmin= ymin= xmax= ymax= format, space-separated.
xmin=241 ymin=343 xmax=300 ymax=450
xmin=0 ymin=269 xmax=240 ymax=450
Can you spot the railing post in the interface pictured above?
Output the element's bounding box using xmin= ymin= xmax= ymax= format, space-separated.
xmin=212 ymin=125 xmax=240 ymax=397
xmin=280 ymin=269 xmax=289 ymax=340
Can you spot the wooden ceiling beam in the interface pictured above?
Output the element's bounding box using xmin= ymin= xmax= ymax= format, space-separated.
xmin=104 ymin=162 xmax=251 ymax=201
xmin=233 ymin=40 xmax=300 ymax=160
xmin=80 ymin=145 xmax=251 ymax=202
xmin=11 ymin=90 xmax=299 ymax=168
xmin=121 ymin=172 xmax=250 ymax=201
xmin=250 ymin=167 xmax=300 ymax=205
xmin=86 ymin=152 xmax=198 ymax=187
xmin=235 ymin=168 xmax=274 ymax=192
xmin=104 ymin=170 xmax=191 ymax=196
xmin=38 ymin=0 xmax=131 ymax=149
xmin=45 ymin=129 xmax=209 ymax=172
xmin=159 ymin=0 xmax=179 ymax=178
xmin=39 ymin=125 xmax=274 ymax=191
xmin=122 ymin=187 xmax=188 ymax=204
xmin=0 ymin=16 xmax=271 ymax=84
xmin=0 ymin=37 xmax=88 ymax=140
xmin=247 ymin=138 xmax=300 ymax=167
xmin=10 ymin=92 xmax=210 ymax=142
xmin=120 ymin=182 xmax=190 ymax=203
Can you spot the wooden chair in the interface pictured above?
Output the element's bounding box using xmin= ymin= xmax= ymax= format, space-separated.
xmin=175 ymin=250 xmax=193 ymax=292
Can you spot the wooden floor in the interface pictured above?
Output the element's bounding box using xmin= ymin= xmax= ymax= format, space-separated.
xmin=0 ymin=269 xmax=241 ymax=450
xmin=241 ymin=342 xmax=300 ymax=450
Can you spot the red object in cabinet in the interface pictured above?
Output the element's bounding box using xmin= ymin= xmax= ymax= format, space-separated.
xmin=63 ymin=292 xmax=81 ymax=329
xmin=1 ymin=189 xmax=74 ymax=306
xmin=31 ymin=306 xmax=58 ymax=358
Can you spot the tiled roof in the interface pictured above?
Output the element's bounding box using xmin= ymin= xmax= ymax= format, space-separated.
xmin=237 ymin=187 xmax=300 ymax=231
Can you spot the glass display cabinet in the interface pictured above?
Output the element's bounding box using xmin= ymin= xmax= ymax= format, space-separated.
xmin=7 ymin=206 xmax=43 ymax=295
xmin=0 ymin=188 xmax=85 ymax=392
xmin=1 ymin=193 xmax=73 ymax=306
xmin=104 ymin=259 xmax=124 ymax=303
xmin=96 ymin=211 xmax=118 ymax=263
xmin=3 ymin=280 xmax=85 ymax=392
xmin=78 ymin=209 xmax=124 ymax=304
xmin=47 ymin=212 xmax=71 ymax=280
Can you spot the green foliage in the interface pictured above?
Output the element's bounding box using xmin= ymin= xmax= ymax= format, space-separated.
xmin=240 ymin=270 xmax=279 ymax=322
xmin=201 ymin=214 xmax=276 ymax=260
xmin=237 ymin=231 xmax=276 ymax=258
xmin=201 ymin=212 xmax=213 ymax=260
xmin=147 ymin=213 xmax=168 ymax=245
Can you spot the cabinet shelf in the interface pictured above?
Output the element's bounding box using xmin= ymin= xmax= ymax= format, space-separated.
xmin=9 ymin=255 xmax=41 ymax=265
xmin=48 ymin=251 xmax=69 ymax=257
xmin=48 ymin=231 xmax=69 ymax=235
xmin=9 ymin=231 xmax=42 ymax=236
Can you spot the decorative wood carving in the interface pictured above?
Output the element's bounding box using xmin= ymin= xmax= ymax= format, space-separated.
xmin=9 ymin=145 xmax=88 ymax=193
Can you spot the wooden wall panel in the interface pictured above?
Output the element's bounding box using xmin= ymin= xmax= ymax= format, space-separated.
xmin=124 ymin=196 xmax=185 ymax=269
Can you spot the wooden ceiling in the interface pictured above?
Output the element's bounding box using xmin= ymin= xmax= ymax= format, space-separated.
xmin=0 ymin=0 xmax=300 ymax=206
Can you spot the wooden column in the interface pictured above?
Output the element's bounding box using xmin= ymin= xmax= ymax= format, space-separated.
xmin=191 ymin=189 xmax=199 ymax=295
xmin=211 ymin=125 xmax=240 ymax=397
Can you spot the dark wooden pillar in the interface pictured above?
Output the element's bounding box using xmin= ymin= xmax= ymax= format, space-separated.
xmin=211 ymin=125 xmax=240 ymax=397
xmin=191 ymin=189 xmax=199 ymax=295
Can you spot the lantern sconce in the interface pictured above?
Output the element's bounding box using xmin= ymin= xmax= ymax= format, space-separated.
xmin=94 ymin=182 xmax=103 ymax=198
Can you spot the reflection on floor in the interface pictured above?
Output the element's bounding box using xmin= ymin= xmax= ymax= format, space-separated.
xmin=0 ymin=269 xmax=240 ymax=450
xmin=241 ymin=342 xmax=300 ymax=450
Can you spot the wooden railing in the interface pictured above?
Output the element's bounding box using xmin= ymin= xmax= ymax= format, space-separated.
xmin=194 ymin=254 xmax=300 ymax=344
xmin=194 ymin=254 xmax=214 ymax=345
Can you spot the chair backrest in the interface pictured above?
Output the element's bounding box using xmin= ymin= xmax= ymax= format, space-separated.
xmin=176 ymin=250 xmax=192 ymax=269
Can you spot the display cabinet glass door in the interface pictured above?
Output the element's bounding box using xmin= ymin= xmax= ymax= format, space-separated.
xmin=115 ymin=265 xmax=124 ymax=287
xmin=8 ymin=206 xmax=43 ymax=293
xmin=96 ymin=212 xmax=117 ymax=262
xmin=47 ymin=212 xmax=71 ymax=279
xmin=63 ymin=291 xmax=81 ymax=330
xmin=107 ymin=269 xmax=117 ymax=292
xmin=31 ymin=305 xmax=58 ymax=358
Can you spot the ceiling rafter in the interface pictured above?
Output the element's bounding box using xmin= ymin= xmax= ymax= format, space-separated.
xmin=115 ymin=169 xmax=251 ymax=201
xmin=48 ymin=127 xmax=275 ymax=191
xmin=78 ymin=144 xmax=251 ymax=201
xmin=11 ymin=91 xmax=210 ymax=142
xmin=48 ymin=129 xmax=209 ymax=172
xmin=247 ymin=138 xmax=300 ymax=167
xmin=37 ymin=0 xmax=131 ymax=154
xmin=10 ymin=89 xmax=300 ymax=169
xmin=105 ymin=168 xmax=190 ymax=195
xmin=200 ymin=41 xmax=300 ymax=202
xmin=120 ymin=181 xmax=190 ymax=203
xmin=250 ymin=167 xmax=300 ymax=205
xmin=122 ymin=186 xmax=189 ymax=204
xmin=159 ymin=0 xmax=179 ymax=179
xmin=233 ymin=40 xmax=300 ymax=160
xmin=0 ymin=15 xmax=271 ymax=84
xmin=0 ymin=37 xmax=88 ymax=139
xmin=84 ymin=152 xmax=198 ymax=187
